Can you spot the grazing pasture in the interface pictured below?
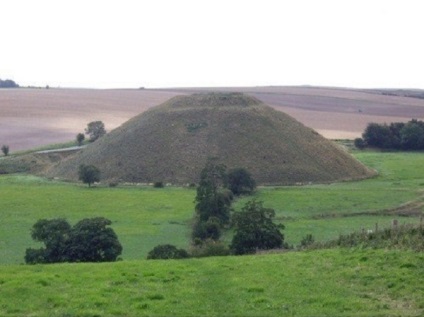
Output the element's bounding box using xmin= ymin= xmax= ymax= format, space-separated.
xmin=0 ymin=249 xmax=422 ymax=316
xmin=0 ymin=176 xmax=195 ymax=264
xmin=0 ymin=150 xmax=423 ymax=264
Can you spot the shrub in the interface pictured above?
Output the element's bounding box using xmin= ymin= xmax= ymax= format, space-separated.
xmin=230 ymin=200 xmax=284 ymax=255
xmin=78 ymin=164 xmax=100 ymax=187
xmin=153 ymin=181 xmax=164 ymax=188
xmin=189 ymin=239 xmax=230 ymax=257
xmin=1 ymin=145 xmax=9 ymax=156
xmin=226 ymin=168 xmax=256 ymax=195
xmin=147 ymin=244 xmax=189 ymax=260
xmin=85 ymin=121 xmax=106 ymax=142
xmin=191 ymin=217 xmax=222 ymax=241
xmin=76 ymin=133 xmax=85 ymax=146
xmin=299 ymin=234 xmax=315 ymax=249
xmin=354 ymin=138 xmax=366 ymax=149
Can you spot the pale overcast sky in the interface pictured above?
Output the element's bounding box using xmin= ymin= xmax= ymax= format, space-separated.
xmin=1 ymin=0 xmax=423 ymax=89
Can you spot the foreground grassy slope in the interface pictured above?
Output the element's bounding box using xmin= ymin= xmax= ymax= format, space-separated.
xmin=0 ymin=249 xmax=422 ymax=316
xmin=48 ymin=93 xmax=374 ymax=184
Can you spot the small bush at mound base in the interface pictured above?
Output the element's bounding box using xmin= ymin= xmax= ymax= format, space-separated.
xmin=153 ymin=181 xmax=164 ymax=188
xmin=147 ymin=244 xmax=189 ymax=260
xmin=189 ymin=239 xmax=230 ymax=258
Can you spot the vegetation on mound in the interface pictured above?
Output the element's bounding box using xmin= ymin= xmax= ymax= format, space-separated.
xmin=0 ymin=249 xmax=422 ymax=316
xmin=47 ymin=92 xmax=374 ymax=185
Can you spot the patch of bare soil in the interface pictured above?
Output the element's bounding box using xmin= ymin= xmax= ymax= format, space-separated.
xmin=1 ymin=86 xmax=424 ymax=151
xmin=0 ymin=88 xmax=183 ymax=151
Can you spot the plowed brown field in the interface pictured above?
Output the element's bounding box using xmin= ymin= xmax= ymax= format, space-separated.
xmin=1 ymin=86 xmax=424 ymax=151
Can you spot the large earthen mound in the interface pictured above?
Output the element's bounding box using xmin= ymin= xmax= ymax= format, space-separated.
xmin=48 ymin=93 xmax=375 ymax=184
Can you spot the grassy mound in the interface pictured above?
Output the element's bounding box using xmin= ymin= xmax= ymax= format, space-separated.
xmin=48 ymin=93 xmax=375 ymax=184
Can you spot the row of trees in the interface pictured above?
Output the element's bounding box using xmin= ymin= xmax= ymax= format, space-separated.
xmin=356 ymin=119 xmax=424 ymax=150
xmin=25 ymin=217 xmax=122 ymax=264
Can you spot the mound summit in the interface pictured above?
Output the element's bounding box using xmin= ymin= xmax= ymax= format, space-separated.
xmin=49 ymin=93 xmax=375 ymax=185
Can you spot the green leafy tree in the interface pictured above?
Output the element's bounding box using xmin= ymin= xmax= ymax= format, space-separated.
xmin=85 ymin=120 xmax=106 ymax=142
xmin=76 ymin=133 xmax=85 ymax=146
xmin=362 ymin=123 xmax=394 ymax=149
xmin=25 ymin=219 xmax=72 ymax=264
xmin=78 ymin=164 xmax=100 ymax=187
xmin=230 ymin=200 xmax=284 ymax=255
xmin=400 ymin=121 xmax=424 ymax=150
xmin=1 ymin=145 xmax=9 ymax=156
xmin=67 ymin=217 xmax=123 ymax=262
xmin=195 ymin=161 xmax=230 ymax=224
xmin=227 ymin=168 xmax=256 ymax=195
xmin=25 ymin=217 xmax=122 ymax=264
xmin=192 ymin=217 xmax=222 ymax=241
xmin=147 ymin=244 xmax=189 ymax=260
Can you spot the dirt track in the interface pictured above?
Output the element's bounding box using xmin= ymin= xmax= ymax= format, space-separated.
xmin=1 ymin=86 xmax=424 ymax=151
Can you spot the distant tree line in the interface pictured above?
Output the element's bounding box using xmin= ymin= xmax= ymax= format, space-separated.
xmin=0 ymin=79 xmax=19 ymax=88
xmin=356 ymin=119 xmax=424 ymax=150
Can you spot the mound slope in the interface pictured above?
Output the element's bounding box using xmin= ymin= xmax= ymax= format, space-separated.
xmin=48 ymin=93 xmax=375 ymax=185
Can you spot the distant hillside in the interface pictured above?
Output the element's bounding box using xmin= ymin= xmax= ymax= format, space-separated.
xmin=48 ymin=93 xmax=375 ymax=185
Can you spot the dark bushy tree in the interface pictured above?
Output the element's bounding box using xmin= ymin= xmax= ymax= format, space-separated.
xmin=78 ymin=164 xmax=100 ymax=187
xmin=192 ymin=217 xmax=222 ymax=241
xmin=147 ymin=244 xmax=189 ymax=259
xmin=362 ymin=123 xmax=394 ymax=149
xmin=25 ymin=218 xmax=71 ymax=264
xmin=1 ymin=145 xmax=9 ymax=156
xmin=67 ymin=217 xmax=123 ymax=262
xmin=230 ymin=200 xmax=284 ymax=255
xmin=25 ymin=217 xmax=122 ymax=264
xmin=0 ymin=79 xmax=19 ymax=88
xmin=76 ymin=133 xmax=85 ymax=146
xmin=85 ymin=121 xmax=106 ymax=142
xmin=361 ymin=120 xmax=424 ymax=151
xmin=227 ymin=168 xmax=256 ymax=195
xmin=195 ymin=161 xmax=230 ymax=224
xmin=400 ymin=121 xmax=424 ymax=150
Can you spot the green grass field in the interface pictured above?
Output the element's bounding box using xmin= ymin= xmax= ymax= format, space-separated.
xmin=0 ymin=150 xmax=424 ymax=316
xmin=0 ymin=176 xmax=196 ymax=264
xmin=1 ymin=151 xmax=423 ymax=264
xmin=0 ymin=249 xmax=422 ymax=316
